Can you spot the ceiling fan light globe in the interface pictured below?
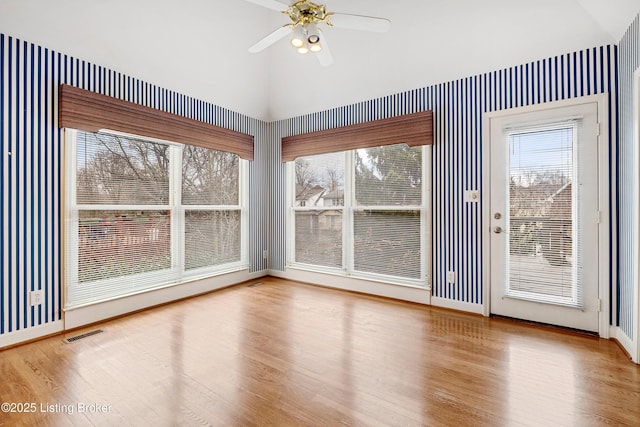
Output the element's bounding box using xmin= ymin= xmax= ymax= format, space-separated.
xmin=306 ymin=21 xmax=321 ymax=45
xmin=310 ymin=43 xmax=322 ymax=52
xmin=297 ymin=46 xmax=310 ymax=54
xmin=291 ymin=25 xmax=305 ymax=48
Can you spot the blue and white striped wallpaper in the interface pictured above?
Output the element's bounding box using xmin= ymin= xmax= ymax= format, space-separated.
xmin=0 ymin=34 xmax=269 ymax=337
xmin=0 ymin=27 xmax=633 ymax=343
xmin=617 ymin=13 xmax=640 ymax=341
xmin=269 ymin=45 xmax=618 ymax=307
xmin=1 ymin=35 xmax=62 ymax=335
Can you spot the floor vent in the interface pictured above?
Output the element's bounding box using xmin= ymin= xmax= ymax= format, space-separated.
xmin=64 ymin=329 xmax=104 ymax=343
xmin=247 ymin=282 xmax=264 ymax=288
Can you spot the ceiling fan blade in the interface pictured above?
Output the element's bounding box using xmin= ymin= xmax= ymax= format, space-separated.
xmin=316 ymin=30 xmax=333 ymax=67
xmin=327 ymin=13 xmax=391 ymax=33
xmin=248 ymin=25 xmax=293 ymax=53
xmin=244 ymin=0 xmax=289 ymax=12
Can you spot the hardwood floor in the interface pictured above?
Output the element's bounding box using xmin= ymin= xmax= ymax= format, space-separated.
xmin=1 ymin=277 xmax=639 ymax=426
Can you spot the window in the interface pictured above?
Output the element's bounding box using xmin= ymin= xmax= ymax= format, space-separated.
xmin=65 ymin=130 xmax=246 ymax=307
xmin=182 ymin=146 xmax=242 ymax=270
xmin=293 ymin=151 xmax=344 ymax=268
xmin=289 ymin=144 xmax=430 ymax=287
xmin=507 ymin=125 xmax=580 ymax=305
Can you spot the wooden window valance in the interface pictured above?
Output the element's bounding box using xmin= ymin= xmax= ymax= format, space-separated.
xmin=59 ymin=84 xmax=254 ymax=160
xmin=281 ymin=110 xmax=433 ymax=162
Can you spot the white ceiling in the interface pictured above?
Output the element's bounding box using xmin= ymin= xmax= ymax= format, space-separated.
xmin=1 ymin=0 xmax=639 ymax=122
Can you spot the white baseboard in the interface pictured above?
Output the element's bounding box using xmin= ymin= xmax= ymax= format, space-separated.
xmin=431 ymin=296 xmax=485 ymax=314
xmin=0 ymin=321 xmax=64 ymax=349
xmin=610 ymin=326 xmax=638 ymax=363
xmin=269 ymin=269 xmax=489 ymax=315
xmin=64 ymin=269 xmax=267 ymax=330
xmin=0 ymin=270 xmax=268 ymax=348
xmin=268 ymin=268 xmax=431 ymax=304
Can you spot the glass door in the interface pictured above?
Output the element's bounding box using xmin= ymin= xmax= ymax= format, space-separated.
xmin=489 ymin=102 xmax=600 ymax=333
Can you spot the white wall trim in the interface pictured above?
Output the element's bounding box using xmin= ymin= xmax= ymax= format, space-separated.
xmin=431 ymin=297 xmax=484 ymax=315
xmin=1 ymin=270 xmax=269 ymax=348
xmin=610 ymin=325 xmax=636 ymax=362
xmin=269 ymin=268 xmax=431 ymax=305
xmin=632 ymin=68 xmax=640 ymax=363
xmin=482 ymin=94 xmax=611 ymax=337
xmin=597 ymin=93 xmax=613 ymax=339
xmin=64 ymin=269 xmax=266 ymax=330
xmin=0 ymin=321 xmax=64 ymax=349
xmin=270 ymin=268 xmax=483 ymax=314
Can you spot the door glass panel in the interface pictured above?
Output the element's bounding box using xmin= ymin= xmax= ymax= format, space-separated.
xmin=507 ymin=125 xmax=581 ymax=307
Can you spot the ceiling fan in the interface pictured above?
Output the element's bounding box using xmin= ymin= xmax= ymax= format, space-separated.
xmin=245 ymin=0 xmax=391 ymax=66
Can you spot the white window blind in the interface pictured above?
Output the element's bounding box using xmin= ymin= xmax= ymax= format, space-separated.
xmin=293 ymin=151 xmax=344 ymax=269
xmin=66 ymin=130 xmax=245 ymax=307
xmin=290 ymin=144 xmax=428 ymax=286
xmin=182 ymin=146 xmax=242 ymax=270
xmin=185 ymin=211 xmax=241 ymax=270
xmin=506 ymin=124 xmax=582 ymax=307
xmin=76 ymin=132 xmax=170 ymax=205
xmin=354 ymin=145 xmax=423 ymax=279
xmin=182 ymin=146 xmax=239 ymax=205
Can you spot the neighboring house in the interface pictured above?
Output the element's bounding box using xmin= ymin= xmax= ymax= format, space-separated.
xmin=509 ymin=180 xmax=572 ymax=265
xmin=320 ymin=189 xmax=344 ymax=207
xmin=295 ymin=186 xmax=344 ymax=233
xmin=317 ymin=190 xmax=344 ymax=231
xmin=542 ymin=182 xmax=573 ymax=265
xmin=295 ymin=184 xmax=326 ymax=207
xmin=546 ymin=182 xmax=572 ymax=218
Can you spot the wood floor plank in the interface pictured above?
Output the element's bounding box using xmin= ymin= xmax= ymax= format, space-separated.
xmin=1 ymin=277 xmax=639 ymax=426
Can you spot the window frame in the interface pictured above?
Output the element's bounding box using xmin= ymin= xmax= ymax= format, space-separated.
xmin=286 ymin=145 xmax=432 ymax=289
xmin=64 ymin=129 xmax=248 ymax=308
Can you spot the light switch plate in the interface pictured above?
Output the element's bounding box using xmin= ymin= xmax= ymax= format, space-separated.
xmin=447 ymin=271 xmax=456 ymax=284
xmin=465 ymin=190 xmax=480 ymax=203
xmin=29 ymin=290 xmax=43 ymax=306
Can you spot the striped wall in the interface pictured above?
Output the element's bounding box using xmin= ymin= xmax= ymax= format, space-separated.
xmin=617 ymin=13 xmax=640 ymax=341
xmin=0 ymin=34 xmax=269 ymax=338
xmin=269 ymin=45 xmax=618 ymax=307
xmin=1 ymin=35 xmax=61 ymax=335
xmin=0 ymin=30 xmax=630 ymax=343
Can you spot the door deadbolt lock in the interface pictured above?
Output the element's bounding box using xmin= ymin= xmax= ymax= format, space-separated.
xmin=494 ymin=212 xmax=502 ymax=220
xmin=494 ymin=226 xmax=503 ymax=234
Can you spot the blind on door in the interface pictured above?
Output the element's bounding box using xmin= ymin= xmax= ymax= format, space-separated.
xmin=506 ymin=124 xmax=582 ymax=307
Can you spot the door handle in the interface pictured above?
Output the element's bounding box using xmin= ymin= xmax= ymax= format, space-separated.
xmin=494 ymin=226 xmax=503 ymax=234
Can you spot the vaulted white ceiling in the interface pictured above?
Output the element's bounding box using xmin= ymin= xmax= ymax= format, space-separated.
xmin=1 ymin=0 xmax=639 ymax=121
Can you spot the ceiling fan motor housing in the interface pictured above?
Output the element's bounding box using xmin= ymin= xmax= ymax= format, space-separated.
xmin=246 ymin=0 xmax=391 ymax=66
xmin=287 ymin=1 xmax=329 ymax=26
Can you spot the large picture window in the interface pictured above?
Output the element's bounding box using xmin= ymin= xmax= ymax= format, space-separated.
xmin=65 ymin=130 xmax=246 ymax=307
xmin=289 ymin=144 xmax=430 ymax=287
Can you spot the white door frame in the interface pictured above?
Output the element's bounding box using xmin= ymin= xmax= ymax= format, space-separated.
xmin=633 ymin=68 xmax=640 ymax=363
xmin=482 ymin=94 xmax=610 ymax=338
